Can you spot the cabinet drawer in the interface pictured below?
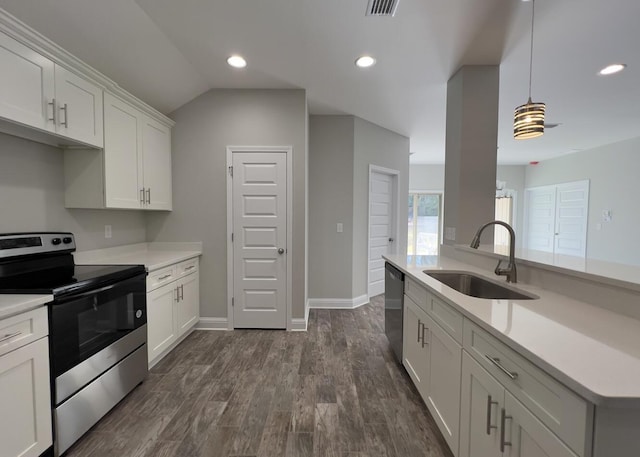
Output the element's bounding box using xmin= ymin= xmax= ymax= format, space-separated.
xmin=176 ymin=258 xmax=199 ymax=278
xmin=147 ymin=265 xmax=175 ymax=292
xmin=463 ymin=320 xmax=590 ymax=456
xmin=0 ymin=307 xmax=48 ymax=357
xmin=427 ymin=292 xmax=463 ymax=344
xmin=405 ymin=277 xmax=428 ymax=310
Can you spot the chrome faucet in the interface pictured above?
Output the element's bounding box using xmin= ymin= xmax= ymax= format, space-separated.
xmin=470 ymin=221 xmax=518 ymax=283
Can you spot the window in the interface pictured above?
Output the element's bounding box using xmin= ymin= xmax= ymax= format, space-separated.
xmin=408 ymin=193 xmax=441 ymax=255
xmin=494 ymin=196 xmax=513 ymax=247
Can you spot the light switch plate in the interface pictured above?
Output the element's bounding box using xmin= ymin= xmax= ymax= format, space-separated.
xmin=337 ymin=223 xmax=343 ymax=233
xmin=445 ymin=227 xmax=456 ymax=241
xmin=104 ymin=225 xmax=112 ymax=239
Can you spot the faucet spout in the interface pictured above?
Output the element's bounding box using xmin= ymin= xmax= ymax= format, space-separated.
xmin=469 ymin=220 xmax=518 ymax=283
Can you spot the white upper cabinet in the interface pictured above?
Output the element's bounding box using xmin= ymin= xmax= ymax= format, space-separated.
xmin=103 ymin=92 xmax=143 ymax=209
xmin=0 ymin=30 xmax=55 ymax=133
xmin=65 ymin=93 xmax=173 ymax=211
xmin=142 ymin=116 xmax=172 ymax=210
xmin=0 ymin=30 xmax=103 ymax=148
xmin=54 ymin=65 xmax=103 ymax=148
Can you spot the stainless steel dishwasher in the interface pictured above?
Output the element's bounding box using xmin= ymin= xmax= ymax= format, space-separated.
xmin=384 ymin=262 xmax=404 ymax=363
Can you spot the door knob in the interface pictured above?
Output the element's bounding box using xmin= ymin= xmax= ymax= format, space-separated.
xmin=388 ymin=238 xmax=394 ymax=242
xmin=278 ymin=248 xmax=285 ymax=254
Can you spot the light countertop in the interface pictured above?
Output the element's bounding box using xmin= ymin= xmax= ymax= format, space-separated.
xmin=74 ymin=242 xmax=202 ymax=272
xmin=384 ymin=254 xmax=640 ymax=407
xmin=0 ymin=294 xmax=52 ymax=320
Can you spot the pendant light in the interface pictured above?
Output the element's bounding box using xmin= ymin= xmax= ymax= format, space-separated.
xmin=514 ymin=0 xmax=545 ymax=140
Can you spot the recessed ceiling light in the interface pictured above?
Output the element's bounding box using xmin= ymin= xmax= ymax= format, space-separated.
xmin=227 ymin=55 xmax=247 ymax=69
xmin=598 ymin=64 xmax=626 ymax=76
xmin=355 ymin=55 xmax=376 ymax=68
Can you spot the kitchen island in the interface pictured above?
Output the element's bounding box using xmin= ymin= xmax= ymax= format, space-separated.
xmin=385 ymin=253 xmax=640 ymax=457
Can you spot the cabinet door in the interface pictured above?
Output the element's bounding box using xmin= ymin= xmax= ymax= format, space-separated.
xmin=0 ymin=337 xmax=52 ymax=457
xmin=402 ymin=295 xmax=430 ymax=398
xmin=54 ymin=65 xmax=103 ymax=147
xmin=142 ymin=115 xmax=172 ymax=210
xmin=0 ymin=31 xmax=55 ymax=133
xmin=177 ymin=273 xmax=199 ymax=335
xmin=147 ymin=283 xmax=178 ymax=364
xmin=459 ymin=352 xmax=503 ymax=457
xmin=503 ymin=391 xmax=578 ymax=457
xmin=425 ymin=315 xmax=462 ymax=456
xmin=103 ymin=93 xmax=144 ymax=209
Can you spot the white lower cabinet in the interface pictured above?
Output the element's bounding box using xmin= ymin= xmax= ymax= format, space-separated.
xmin=147 ymin=282 xmax=178 ymax=363
xmin=0 ymin=336 xmax=52 ymax=457
xmin=460 ymin=352 xmax=578 ymax=457
xmin=424 ymin=313 xmax=462 ymax=456
xmin=178 ymin=272 xmax=200 ymax=334
xmin=403 ymin=295 xmax=430 ymax=397
xmin=146 ymin=258 xmax=200 ymax=367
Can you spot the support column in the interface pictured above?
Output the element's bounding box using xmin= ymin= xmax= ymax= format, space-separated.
xmin=443 ymin=65 xmax=499 ymax=246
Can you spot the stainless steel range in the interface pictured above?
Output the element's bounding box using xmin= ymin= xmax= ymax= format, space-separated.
xmin=0 ymin=233 xmax=148 ymax=456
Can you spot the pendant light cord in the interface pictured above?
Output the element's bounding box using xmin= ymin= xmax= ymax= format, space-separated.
xmin=528 ymin=0 xmax=536 ymax=100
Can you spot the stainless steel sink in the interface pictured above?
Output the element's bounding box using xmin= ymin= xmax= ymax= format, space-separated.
xmin=424 ymin=271 xmax=538 ymax=300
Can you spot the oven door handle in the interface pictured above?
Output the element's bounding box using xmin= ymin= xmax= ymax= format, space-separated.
xmin=68 ymin=283 xmax=117 ymax=300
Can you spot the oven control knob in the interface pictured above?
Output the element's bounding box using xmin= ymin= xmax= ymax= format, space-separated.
xmin=136 ymin=310 xmax=143 ymax=319
xmin=63 ymin=237 xmax=73 ymax=244
xmin=51 ymin=238 xmax=62 ymax=245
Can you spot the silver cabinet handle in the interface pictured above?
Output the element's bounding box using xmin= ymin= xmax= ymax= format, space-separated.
xmin=500 ymin=408 xmax=512 ymax=452
xmin=421 ymin=324 xmax=428 ymax=348
xmin=185 ymin=265 xmax=196 ymax=271
xmin=175 ymin=287 xmax=180 ymax=302
xmin=180 ymin=284 xmax=184 ymax=301
xmin=48 ymin=99 xmax=57 ymax=123
xmin=0 ymin=331 xmax=22 ymax=343
xmin=485 ymin=355 xmax=518 ymax=380
xmin=417 ymin=319 xmax=423 ymax=343
xmin=486 ymin=395 xmax=498 ymax=435
xmin=60 ymin=103 xmax=69 ymax=127
xmin=278 ymin=248 xmax=285 ymax=255
xmin=140 ymin=188 xmax=145 ymax=204
xmin=158 ymin=274 xmax=172 ymax=280
xmin=146 ymin=188 xmax=151 ymax=205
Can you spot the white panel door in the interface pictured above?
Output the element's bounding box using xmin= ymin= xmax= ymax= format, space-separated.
xmin=426 ymin=315 xmax=462 ymax=456
xmin=142 ymin=115 xmax=172 ymax=210
xmin=504 ymin=391 xmax=579 ymax=457
xmin=459 ymin=352 xmax=503 ymax=457
xmin=0 ymin=31 xmax=55 ymax=133
xmin=554 ymin=181 xmax=589 ymax=257
xmin=177 ymin=273 xmax=199 ymax=335
xmin=0 ymin=337 xmax=52 ymax=457
xmin=233 ymin=152 xmax=287 ymax=329
xmin=103 ymin=93 xmax=143 ymax=209
xmin=54 ymin=65 xmax=103 ymax=147
xmin=524 ymin=187 xmax=556 ymax=253
xmin=369 ymin=170 xmax=396 ymax=296
xmin=147 ymin=283 xmax=177 ymax=364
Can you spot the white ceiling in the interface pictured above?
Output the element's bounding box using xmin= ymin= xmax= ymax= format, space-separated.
xmin=1 ymin=0 xmax=638 ymax=164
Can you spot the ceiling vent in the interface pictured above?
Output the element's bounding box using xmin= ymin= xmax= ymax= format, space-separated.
xmin=366 ymin=0 xmax=399 ymax=16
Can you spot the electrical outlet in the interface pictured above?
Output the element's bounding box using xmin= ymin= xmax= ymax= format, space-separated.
xmin=337 ymin=223 xmax=343 ymax=233
xmin=104 ymin=225 xmax=112 ymax=239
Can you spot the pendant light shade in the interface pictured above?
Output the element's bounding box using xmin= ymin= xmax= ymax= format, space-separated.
xmin=514 ymin=98 xmax=545 ymax=139
xmin=514 ymin=0 xmax=545 ymax=140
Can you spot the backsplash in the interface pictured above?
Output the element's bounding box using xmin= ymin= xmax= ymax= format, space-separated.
xmin=0 ymin=132 xmax=147 ymax=250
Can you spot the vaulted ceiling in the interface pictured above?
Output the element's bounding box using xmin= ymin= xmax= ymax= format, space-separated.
xmin=1 ymin=0 xmax=638 ymax=164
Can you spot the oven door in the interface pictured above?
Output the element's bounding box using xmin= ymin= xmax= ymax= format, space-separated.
xmin=50 ymin=273 xmax=147 ymax=384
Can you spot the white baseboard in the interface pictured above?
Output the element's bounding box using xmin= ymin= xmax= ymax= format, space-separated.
xmin=307 ymin=294 xmax=369 ymax=310
xmin=196 ymin=317 xmax=229 ymax=330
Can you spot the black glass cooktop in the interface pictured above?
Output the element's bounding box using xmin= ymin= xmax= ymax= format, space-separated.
xmin=0 ymin=263 xmax=146 ymax=297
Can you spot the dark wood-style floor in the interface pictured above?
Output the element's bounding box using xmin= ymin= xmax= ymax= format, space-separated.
xmin=65 ymin=295 xmax=452 ymax=457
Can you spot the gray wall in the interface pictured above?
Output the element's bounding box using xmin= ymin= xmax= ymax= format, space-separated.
xmin=308 ymin=116 xmax=355 ymax=299
xmin=0 ymin=133 xmax=147 ymax=249
xmin=353 ymin=117 xmax=410 ymax=297
xmin=146 ymin=89 xmax=308 ymax=319
xmin=409 ymin=164 xmax=445 ymax=191
xmin=524 ymin=136 xmax=640 ymax=265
